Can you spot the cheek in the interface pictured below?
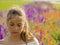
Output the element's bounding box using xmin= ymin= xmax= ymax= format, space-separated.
xmin=18 ymin=25 xmax=24 ymax=32
xmin=7 ymin=26 xmax=14 ymax=32
xmin=18 ymin=26 xmax=23 ymax=31
xmin=9 ymin=26 xmax=14 ymax=30
xmin=8 ymin=28 xmax=12 ymax=32
xmin=19 ymin=24 xmax=24 ymax=29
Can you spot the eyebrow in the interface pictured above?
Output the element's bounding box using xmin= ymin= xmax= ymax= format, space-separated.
xmin=10 ymin=22 xmax=22 ymax=24
xmin=17 ymin=23 xmax=22 ymax=24
xmin=9 ymin=21 xmax=14 ymax=23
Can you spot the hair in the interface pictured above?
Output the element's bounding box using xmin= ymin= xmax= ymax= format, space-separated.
xmin=6 ymin=6 xmax=34 ymax=45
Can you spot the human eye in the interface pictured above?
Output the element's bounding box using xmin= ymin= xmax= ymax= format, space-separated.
xmin=10 ymin=23 xmax=15 ymax=26
xmin=17 ymin=23 xmax=22 ymax=27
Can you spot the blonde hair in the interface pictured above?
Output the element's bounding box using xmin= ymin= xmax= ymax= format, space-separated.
xmin=6 ymin=6 xmax=34 ymax=45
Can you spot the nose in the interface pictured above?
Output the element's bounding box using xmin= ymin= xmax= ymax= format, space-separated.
xmin=15 ymin=26 xmax=18 ymax=31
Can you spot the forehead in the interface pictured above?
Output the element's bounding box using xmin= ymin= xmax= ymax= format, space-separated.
xmin=8 ymin=15 xmax=25 ymax=23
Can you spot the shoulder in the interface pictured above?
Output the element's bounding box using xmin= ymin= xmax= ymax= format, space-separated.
xmin=27 ymin=37 xmax=39 ymax=45
xmin=33 ymin=37 xmax=39 ymax=45
xmin=0 ymin=39 xmax=4 ymax=44
xmin=26 ymin=32 xmax=39 ymax=45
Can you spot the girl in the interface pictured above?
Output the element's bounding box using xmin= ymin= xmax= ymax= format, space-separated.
xmin=3 ymin=6 xmax=39 ymax=45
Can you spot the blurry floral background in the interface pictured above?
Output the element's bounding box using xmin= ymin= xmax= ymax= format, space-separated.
xmin=0 ymin=1 xmax=60 ymax=45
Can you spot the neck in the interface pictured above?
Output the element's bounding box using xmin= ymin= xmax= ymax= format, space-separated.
xmin=9 ymin=34 xmax=21 ymax=42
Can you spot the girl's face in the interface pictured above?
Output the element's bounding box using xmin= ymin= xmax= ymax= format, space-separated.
xmin=7 ymin=15 xmax=24 ymax=35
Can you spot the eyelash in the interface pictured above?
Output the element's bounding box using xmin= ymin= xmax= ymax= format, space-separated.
xmin=17 ymin=24 xmax=21 ymax=27
xmin=10 ymin=24 xmax=14 ymax=26
xmin=10 ymin=24 xmax=22 ymax=27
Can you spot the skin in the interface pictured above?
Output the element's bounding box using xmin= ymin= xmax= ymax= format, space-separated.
xmin=7 ymin=15 xmax=25 ymax=42
xmin=5 ymin=15 xmax=38 ymax=45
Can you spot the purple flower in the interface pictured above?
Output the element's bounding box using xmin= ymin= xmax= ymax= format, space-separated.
xmin=38 ymin=15 xmax=46 ymax=23
xmin=26 ymin=8 xmax=35 ymax=16
xmin=0 ymin=34 xmax=3 ymax=39
xmin=40 ymin=30 xmax=42 ymax=36
xmin=0 ymin=25 xmax=3 ymax=39
xmin=33 ymin=17 xmax=39 ymax=23
xmin=53 ymin=8 xmax=57 ymax=10
xmin=0 ymin=24 xmax=7 ymax=40
xmin=0 ymin=12 xmax=3 ymax=17
xmin=38 ymin=15 xmax=43 ymax=22
xmin=42 ymin=42 xmax=44 ymax=45
xmin=0 ymin=25 xmax=2 ymax=32
xmin=34 ymin=6 xmax=41 ymax=14
xmin=58 ymin=43 xmax=60 ymax=45
xmin=24 ymin=5 xmax=36 ymax=21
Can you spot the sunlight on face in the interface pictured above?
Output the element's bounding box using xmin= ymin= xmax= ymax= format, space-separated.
xmin=7 ymin=15 xmax=25 ymax=35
